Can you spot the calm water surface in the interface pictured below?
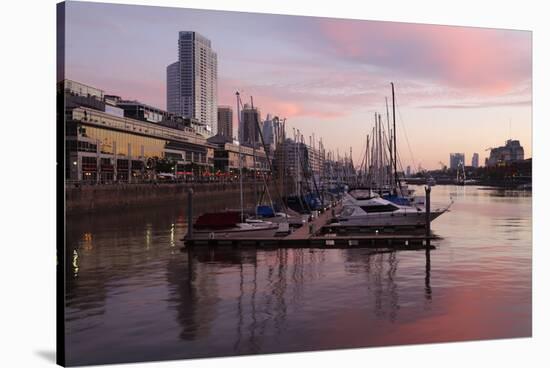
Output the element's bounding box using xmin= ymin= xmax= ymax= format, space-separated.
xmin=65 ymin=185 xmax=532 ymax=366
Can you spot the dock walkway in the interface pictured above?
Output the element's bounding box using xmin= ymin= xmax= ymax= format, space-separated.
xmin=285 ymin=204 xmax=342 ymax=239
xmin=181 ymin=202 xmax=439 ymax=250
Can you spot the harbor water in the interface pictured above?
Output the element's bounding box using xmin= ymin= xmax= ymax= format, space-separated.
xmin=64 ymin=185 xmax=532 ymax=366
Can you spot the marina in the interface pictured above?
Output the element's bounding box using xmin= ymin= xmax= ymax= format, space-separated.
xmin=181 ymin=191 xmax=439 ymax=250
xmin=180 ymin=83 xmax=451 ymax=251
xmin=52 ymin=5 xmax=535 ymax=367
xmin=60 ymin=71 xmax=532 ymax=366
xmin=64 ymin=184 xmax=532 ymax=366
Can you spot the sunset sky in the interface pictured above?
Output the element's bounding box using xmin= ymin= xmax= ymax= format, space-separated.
xmin=64 ymin=1 xmax=532 ymax=170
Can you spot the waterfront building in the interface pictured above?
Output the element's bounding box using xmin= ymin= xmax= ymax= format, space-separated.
xmin=207 ymin=134 xmax=269 ymax=174
xmin=103 ymin=95 xmax=125 ymax=118
xmin=105 ymin=95 xmax=210 ymax=137
xmin=64 ymin=79 xmax=104 ymax=100
xmin=274 ymin=139 xmax=323 ymax=180
xmin=240 ymin=103 xmax=261 ymax=146
xmin=63 ymin=79 xmax=106 ymax=112
xmin=217 ymin=106 xmax=233 ymax=139
xmin=487 ymin=140 xmax=525 ymax=167
xmin=450 ymin=153 xmax=465 ymax=170
xmin=161 ymin=115 xmax=211 ymax=138
xmin=166 ymin=31 xmax=218 ymax=136
xmin=113 ymin=99 xmax=170 ymax=123
xmin=62 ymin=79 xmax=215 ymax=183
xmin=472 ymin=153 xmax=480 ymax=168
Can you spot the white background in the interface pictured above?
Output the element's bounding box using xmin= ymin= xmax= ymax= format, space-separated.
xmin=0 ymin=0 xmax=548 ymax=367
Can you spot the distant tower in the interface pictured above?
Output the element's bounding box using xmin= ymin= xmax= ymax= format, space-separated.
xmin=240 ymin=103 xmax=261 ymax=146
xmin=472 ymin=153 xmax=479 ymax=168
xmin=217 ymin=106 xmax=233 ymax=138
xmin=450 ymin=153 xmax=465 ymax=170
xmin=263 ymin=114 xmax=280 ymax=145
xmin=167 ymin=31 xmax=218 ymax=135
xmin=406 ymin=165 xmax=411 ymax=177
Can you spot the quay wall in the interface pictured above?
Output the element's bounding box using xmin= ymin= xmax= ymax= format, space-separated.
xmin=65 ymin=182 xmax=283 ymax=215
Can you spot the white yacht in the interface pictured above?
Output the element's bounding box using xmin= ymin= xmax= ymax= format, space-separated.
xmin=333 ymin=189 xmax=450 ymax=228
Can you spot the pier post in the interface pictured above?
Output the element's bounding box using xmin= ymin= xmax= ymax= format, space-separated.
xmin=425 ymin=186 xmax=431 ymax=247
xmin=186 ymin=188 xmax=194 ymax=240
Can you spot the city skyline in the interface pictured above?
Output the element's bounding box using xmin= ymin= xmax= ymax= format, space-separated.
xmin=63 ymin=2 xmax=532 ymax=169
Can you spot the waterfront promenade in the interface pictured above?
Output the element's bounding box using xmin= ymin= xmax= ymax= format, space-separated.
xmin=65 ymin=180 xmax=282 ymax=215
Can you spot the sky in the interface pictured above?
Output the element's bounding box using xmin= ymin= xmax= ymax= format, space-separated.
xmin=63 ymin=1 xmax=532 ymax=170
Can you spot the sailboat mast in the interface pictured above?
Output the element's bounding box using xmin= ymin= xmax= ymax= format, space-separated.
xmin=391 ymin=82 xmax=399 ymax=192
xmin=250 ymin=96 xmax=258 ymax=213
xmin=236 ymin=91 xmax=244 ymax=222
xmin=365 ymin=134 xmax=369 ymax=186
xmin=386 ymin=97 xmax=393 ymax=188
xmin=378 ymin=113 xmax=382 ymax=189
xmin=378 ymin=113 xmax=385 ymax=187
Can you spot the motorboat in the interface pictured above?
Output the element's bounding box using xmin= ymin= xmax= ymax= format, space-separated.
xmin=333 ymin=189 xmax=451 ymax=229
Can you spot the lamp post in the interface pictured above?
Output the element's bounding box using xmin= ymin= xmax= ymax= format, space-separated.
xmin=72 ymin=159 xmax=79 ymax=182
xmin=96 ymin=138 xmax=101 ymax=185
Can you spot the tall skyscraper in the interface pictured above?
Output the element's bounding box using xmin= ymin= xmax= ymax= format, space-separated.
xmin=240 ymin=103 xmax=261 ymax=146
xmin=472 ymin=153 xmax=479 ymax=168
xmin=167 ymin=31 xmax=218 ymax=135
xmin=450 ymin=153 xmax=465 ymax=170
xmin=217 ymin=106 xmax=233 ymax=139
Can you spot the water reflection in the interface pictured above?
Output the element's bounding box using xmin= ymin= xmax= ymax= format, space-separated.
xmin=163 ymin=246 xmax=434 ymax=354
xmin=64 ymin=185 xmax=531 ymax=366
xmin=166 ymin=251 xmax=220 ymax=341
xmin=425 ymin=249 xmax=432 ymax=302
xmin=342 ymin=249 xmax=408 ymax=322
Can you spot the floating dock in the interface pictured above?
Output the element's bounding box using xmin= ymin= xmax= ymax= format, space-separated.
xmin=182 ymin=234 xmax=437 ymax=250
xmin=181 ymin=203 xmax=438 ymax=251
xmin=181 ymin=187 xmax=439 ymax=251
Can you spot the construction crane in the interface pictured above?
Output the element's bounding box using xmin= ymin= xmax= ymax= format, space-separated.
xmin=438 ymin=161 xmax=447 ymax=171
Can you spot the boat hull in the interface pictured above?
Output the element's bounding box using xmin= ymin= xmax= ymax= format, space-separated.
xmin=191 ymin=225 xmax=280 ymax=239
xmin=335 ymin=210 xmax=444 ymax=228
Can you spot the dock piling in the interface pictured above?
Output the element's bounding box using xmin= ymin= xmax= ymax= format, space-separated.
xmin=186 ymin=188 xmax=194 ymax=240
xmin=425 ymin=185 xmax=431 ymax=247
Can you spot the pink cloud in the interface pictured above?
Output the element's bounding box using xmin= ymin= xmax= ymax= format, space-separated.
xmin=217 ymin=77 xmax=352 ymax=122
xmin=314 ymin=19 xmax=531 ymax=95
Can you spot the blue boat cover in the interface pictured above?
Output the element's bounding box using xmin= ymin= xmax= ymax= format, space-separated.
xmin=257 ymin=205 xmax=275 ymax=217
xmin=383 ymin=194 xmax=411 ymax=206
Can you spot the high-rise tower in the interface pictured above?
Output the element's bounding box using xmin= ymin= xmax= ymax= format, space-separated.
xmin=167 ymin=31 xmax=217 ymax=135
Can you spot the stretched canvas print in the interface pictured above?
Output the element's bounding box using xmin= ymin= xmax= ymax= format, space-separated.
xmin=57 ymin=1 xmax=532 ymax=366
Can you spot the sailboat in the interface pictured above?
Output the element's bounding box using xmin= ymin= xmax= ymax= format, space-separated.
xmin=191 ymin=211 xmax=280 ymax=239
xmin=333 ymin=82 xmax=452 ymax=229
xmin=191 ymin=91 xmax=285 ymax=239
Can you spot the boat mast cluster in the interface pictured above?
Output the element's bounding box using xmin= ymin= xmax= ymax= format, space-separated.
xmin=358 ymin=83 xmax=402 ymax=196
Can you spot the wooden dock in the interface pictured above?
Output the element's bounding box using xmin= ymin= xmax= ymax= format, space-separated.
xmin=285 ymin=204 xmax=341 ymax=239
xmin=182 ymin=234 xmax=437 ymax=250
xmin=181 ymin=196 xmax=439 ymax=251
